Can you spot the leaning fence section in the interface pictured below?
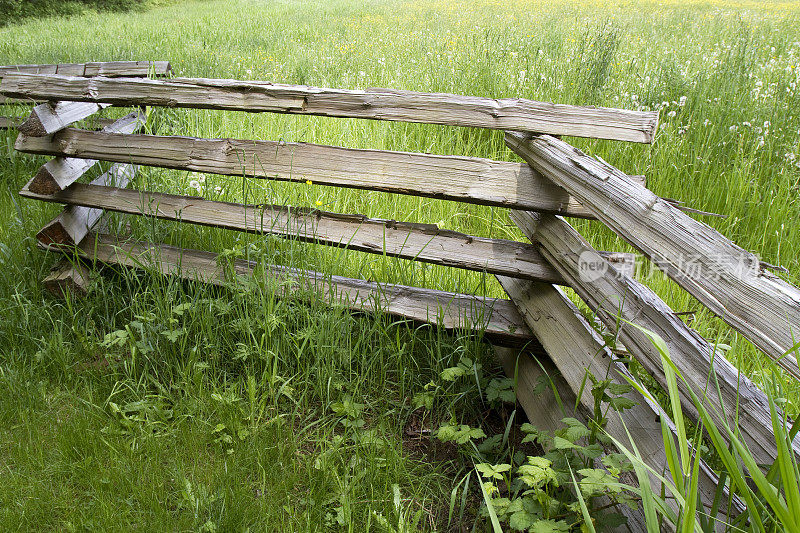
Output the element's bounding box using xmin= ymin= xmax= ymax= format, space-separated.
xmin=6 ymin=71 xmax=800 ymax=524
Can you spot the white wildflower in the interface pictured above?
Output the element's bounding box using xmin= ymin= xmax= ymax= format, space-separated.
xmin=189 ymin=180 xmax=200 ymax=190
xmin=679 ymin=96 xmax=687 ymax=106
xmin=667 ymin=110 xmax=677 ymax=118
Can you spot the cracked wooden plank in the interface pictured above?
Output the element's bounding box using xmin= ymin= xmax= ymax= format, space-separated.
xmin=35 ymin=164 xmax=137 ymax=247
xmin=18 ymin=101 xmax=112 ymax=136
xmin=0 ymin=115 xmax=19 ymax=128
xmin=42 ymin=258 xmax=90 ymax=298
xmin=0 ymin=61 xmax=171 ymax=79
xmin=22 ymin=110 xmax=145 ymax=195
xmin=21 ymin=182 xmax=637 ymax=282
xmin=1 ymin=74 xmax=658 ymax=142
xmin=510 ymin=209 xmax=800 ymax=467
xmin=13 ymin=128 xmax=635 ymax=218
xmin=506 ymin=132 xmax=800 ymax=380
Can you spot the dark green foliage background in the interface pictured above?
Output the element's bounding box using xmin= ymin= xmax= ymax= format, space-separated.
xmin=1 ymin=0 xmax=146 ymax=26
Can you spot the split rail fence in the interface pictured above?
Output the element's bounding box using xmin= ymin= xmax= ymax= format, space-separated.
xmin=0 ymin=61 xmax=171 ymax=131
xmin=3 ymin=71 xmax=800 ymax=528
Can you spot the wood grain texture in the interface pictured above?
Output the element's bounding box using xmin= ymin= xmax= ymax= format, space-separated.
xmin=0 ymin=61 xmax=171 ymax=79
xmin=507 ymin=132 xmax=800 ymax=380
xmin=36 ymin=164 xmax=137 ymax=247
xmin=19 ymin=101 xmax=111 ymax=136
xmin=22 ymin=182 xmax=639 ymax=282
xmin=496 ymin=279 xmax=742 ymax=517
xmin=23 ymin=111 xmax=144 ymax=195
xmin=21 ymin=183 xmax=566 ymax=282
xmin=42 ymin=258 xmax=90 ymax=298
xmin=15 ymin=129 xmax=610 ymax=218
xmin=511 ymin=210 xmax=800 ymax=466
xmin=68 ymin=233 xmax=536 ymax=347
xmin=0 ymin=74 xmax=658 ymax=142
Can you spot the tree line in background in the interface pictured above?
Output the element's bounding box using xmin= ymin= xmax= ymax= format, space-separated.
xmin=1 ymin=0 xmax=150 ymax=26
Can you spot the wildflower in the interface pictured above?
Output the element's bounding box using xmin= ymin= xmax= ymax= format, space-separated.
xmin=667 ymin=110 xmax=676 ymax=118
xmin=215 ymin=186 xmax=223 ymax=193
xmin=785 ymin=153 xmax=797 ymax=162
xmin=189 ymin=180 xmax=200 ymax=190
xmin=305 ymin=180 xmax=313 ymax=185
xmin=679 ymin=96 xmax=687 ymax=106
xmin=703 ymin=119 xmax=711 ymax=126
xmin=729 ymin=125 xmax=738 ymax=132
xmin=315 ymin=200 xmax=322 ymax=206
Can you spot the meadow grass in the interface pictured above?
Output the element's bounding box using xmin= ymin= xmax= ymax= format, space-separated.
xmin=1 ymin=0 xmax=800 ymax=529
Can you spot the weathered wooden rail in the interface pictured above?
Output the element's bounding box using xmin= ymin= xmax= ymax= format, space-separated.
xmin=6 ymin=71 xmax=798 ymax=525
xmin=0 ymin=61 xmax=170 ymax=133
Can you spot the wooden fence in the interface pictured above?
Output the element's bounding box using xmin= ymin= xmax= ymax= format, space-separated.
xmin=4 ymin=71 xmax=800 ymax=527
xmin=0 ymin=61 xmax=171 ymax=132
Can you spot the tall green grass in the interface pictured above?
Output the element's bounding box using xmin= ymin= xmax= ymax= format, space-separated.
xmin=611 ymin=326 xmax=800 ymax=532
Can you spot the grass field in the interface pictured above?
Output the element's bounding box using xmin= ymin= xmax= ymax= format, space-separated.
xmin=1 ymin=0 xmax=800 ymax=530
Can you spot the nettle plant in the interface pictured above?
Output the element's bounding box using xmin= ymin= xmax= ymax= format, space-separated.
xmin=426 ymin=355 xmax=640 ymax=532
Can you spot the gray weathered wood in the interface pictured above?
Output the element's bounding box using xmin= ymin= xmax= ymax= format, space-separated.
xmin=18 ymin=101 xmax=111 ymax=136
xmin=506 ymin=132 xmax=800 ymax=380
xmin=24 ymin=111 xmax=144 ymax=195
xmin=496 ymin=280 xmax=742 ymax=518
xmin=68 ymin=233 xmax=536 ymax=347
xmin=42 ymin=258 xmax=90 ymax=298
xmin=511 ymin=210 xmax=800 ymax=466
xmin=14 ymin=129 xmax=632 ymax=218
xmin=0 ymin=61 xmax=171 ymax=79
xmin=35 ymin=164 xmax=137 ymax=247
xmin=21 ymin=182 xmax=637 ymax=282
xmin=0 ymin=74 xmax=658 ymax=143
